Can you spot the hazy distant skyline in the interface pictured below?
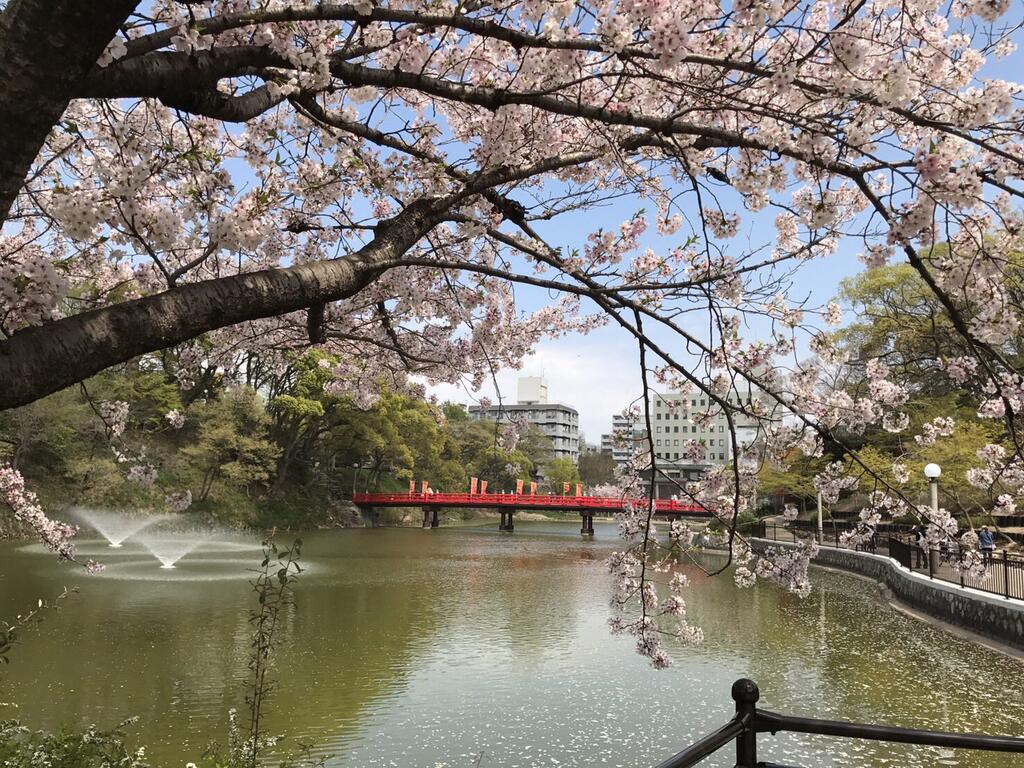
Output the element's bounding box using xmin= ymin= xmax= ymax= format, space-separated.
xmin=427 ymin=333 xmax=644 ymax=445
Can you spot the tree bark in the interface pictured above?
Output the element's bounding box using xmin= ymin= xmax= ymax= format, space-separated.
xmin=0 ymin=0 xmax=139 ymax=220
xmin=0 ymin=198 xmax=445 ymax=410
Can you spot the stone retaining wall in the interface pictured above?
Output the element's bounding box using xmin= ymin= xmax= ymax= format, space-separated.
xmin=751 ymin=538 xmax=1024 ymax=651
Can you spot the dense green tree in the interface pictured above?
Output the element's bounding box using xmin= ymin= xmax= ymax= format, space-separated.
xmin=446 ymin=419 xmax=500 ymax=468
xmin=0 ymin=389 xmax=91 ymax=473
xmin=468 ymin=446 xmax=535 ymax=491
xmin=441 ymin=402 xmax=468 ymax=422
xmin=98 ymin=365 xmax=183 ymax=431
xmin=319 ymin=392 xmax=462 ymax=491
xmin=266 ymin=350 xmax=342 ymax=492
xmin=756 ymin=450 xmax=828 ymax=505
xmin=442 ymin=419 xmax=553 ymax=488
xmin=517 ymin=425 xmax=554 ymax=475
xmin=578 ymin=448 xmax=615 ymax=486
xmin=842 ymin=418 xmax=1004 ymax=515
xmin=836 ymin=257 xmax=1024 ymax=396
xmin=181 ymin=387 xmax=281 ymax=502
xmin=836 ymin=264 xmax=959 ymax=396
xmin=544 ymin=457 xmax=581 ymax=491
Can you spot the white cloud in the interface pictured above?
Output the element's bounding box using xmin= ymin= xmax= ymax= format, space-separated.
xmin=426 ymin=334 xmax=642 ymax=444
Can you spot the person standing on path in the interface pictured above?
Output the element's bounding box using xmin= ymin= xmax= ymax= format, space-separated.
xmin=977 ymin=525 xmax=996 ymax=565
xmin=917 ymin=528 xmax=933 ymax=569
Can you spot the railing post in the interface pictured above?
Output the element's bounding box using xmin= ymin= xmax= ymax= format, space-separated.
xmin=732 ymin=678 xmax=759 ymax=768
xmin=928 ymin=548 xmax=935 ymax=579
xmin=1003 ymin=551 xmax=1011 ymax=599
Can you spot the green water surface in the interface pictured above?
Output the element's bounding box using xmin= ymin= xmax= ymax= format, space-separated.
xmin=0 ymin=521 xmax=1021 ymax=767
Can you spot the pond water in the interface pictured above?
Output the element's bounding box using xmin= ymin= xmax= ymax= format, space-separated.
xmin=0 ymin=521 xmax=1022 ymax=767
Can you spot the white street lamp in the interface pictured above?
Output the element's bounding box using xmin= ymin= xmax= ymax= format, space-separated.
xmin=924 ymin=463 xmax=941 ymax=517
xmin=922 ymin=463 xmax=941 ymax=572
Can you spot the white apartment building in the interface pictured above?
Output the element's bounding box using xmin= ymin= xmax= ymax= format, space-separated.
xmin=467 ymin=377 xmax=580 ymax=463
xmin=601 ymin=382 xmax=766 ymax=497
xmin=647 ymin=388 xmax=764 ymax=497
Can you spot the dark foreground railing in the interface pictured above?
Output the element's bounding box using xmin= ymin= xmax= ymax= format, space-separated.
xmin=655 ymin=679 xmax=1024 ymax=768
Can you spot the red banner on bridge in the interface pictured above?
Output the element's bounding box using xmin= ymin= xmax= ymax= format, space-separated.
xmin=515 ymin=479 xmax=524 ymax=494
xmin=470 ymin=477 xmax=478 ymax=495
xmin=421 ymin=480 xmax=429 ymax=494
xmin=409 ymin=480 xmax=415 ymax=495
xmin=576 ymin=483 xmax=582 ymax=497
xmin=563 ymin=482 xmax=570 ymax=494
xmin=481 ymin=480 xmax=488 ymax=494
xmin=529 ymin=481 xmax=537 ymax=495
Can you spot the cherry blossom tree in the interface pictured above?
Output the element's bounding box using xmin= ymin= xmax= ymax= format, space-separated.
xmin=1 ymin=0 xmax=1023 ymax=661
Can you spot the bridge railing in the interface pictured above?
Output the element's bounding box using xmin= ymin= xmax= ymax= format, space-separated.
xmin=351 ymin=492 xmax=706 ymax=513
xmin=655 ymin=679 xmax=1024 ymax=768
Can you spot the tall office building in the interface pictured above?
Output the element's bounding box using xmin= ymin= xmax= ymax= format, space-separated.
xmin=467 ymin=377 xmax=580 ymax=462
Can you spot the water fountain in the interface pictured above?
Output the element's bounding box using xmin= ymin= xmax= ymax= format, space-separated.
xmin=22 ymin=510 xmax=264 ymax=579
xmin=73 ymin=507 xmax=171 ymax=548
xmin=134 ymin=535 xmax=205 ymax=569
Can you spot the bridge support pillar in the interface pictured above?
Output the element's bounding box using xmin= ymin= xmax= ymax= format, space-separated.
xmin=581 ymin=513 xmax=594 ymax=536
xmin=422 ymin=507 xmax=431 ymax=528
xmin=431 ymin=508 xmax=439 ymax=528
xmin=499 ymin=510 xmax=514 ymax=532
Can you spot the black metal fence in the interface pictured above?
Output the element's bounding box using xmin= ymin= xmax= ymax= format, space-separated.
xmin=654 ymin=679 xmax=1024 ymax=768
xmin=752 ymin=520 xmax=1024 ymax=602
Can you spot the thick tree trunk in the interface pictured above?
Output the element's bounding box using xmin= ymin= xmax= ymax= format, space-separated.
xmin=0 ymin=0 xmax=139 ymax=220
xmin=0 ymin=198 xmax=444 ymax=410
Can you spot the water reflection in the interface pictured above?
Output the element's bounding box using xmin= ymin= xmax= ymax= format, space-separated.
xmin=0 ymin=522 xmax=1020 ymax=767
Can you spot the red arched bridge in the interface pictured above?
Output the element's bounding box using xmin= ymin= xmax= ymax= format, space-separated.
xmin=351 ymin=492 xmax=709 ymax=534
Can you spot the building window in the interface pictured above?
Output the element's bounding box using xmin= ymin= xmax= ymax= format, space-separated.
xmin=674 ymin=452 xmax=680 ymax=460
xmin=656 ymin=413 xmax=661 ymax=420
xmin=674 ymin=426 xmax=679 ymax=433
xmin=656 ymin=439 xmax=662 ymax=446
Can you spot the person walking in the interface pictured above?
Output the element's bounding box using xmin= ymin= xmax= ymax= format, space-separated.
xmin=912 ymin=525 xmax=928 ymax=568
xmin=978 ymin=525 xmax=996 ymax=565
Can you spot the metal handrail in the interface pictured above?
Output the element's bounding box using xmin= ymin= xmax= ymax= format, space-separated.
xmin=655 ymin=679 xmax=1024 ymax=767
xmin=755 ymin=710 xmax=1024 ymax=753
xmin=651 ymin=716 xmax=746 ymax=768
